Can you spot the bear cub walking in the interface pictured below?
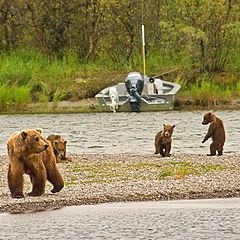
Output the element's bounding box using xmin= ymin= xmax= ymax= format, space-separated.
xmin=202 ymin=112 xmax=225 ymax=156
xmin=155 ymin=124 xmax=175 ymax=157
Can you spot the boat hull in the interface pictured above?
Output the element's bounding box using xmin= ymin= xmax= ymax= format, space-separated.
xmin=95 ymin=76 xmax=180 ymax=112
xmin=95 ymin=94 xmax=176 ymax=112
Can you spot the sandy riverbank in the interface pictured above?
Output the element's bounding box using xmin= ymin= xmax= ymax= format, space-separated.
xmin=4 ymin=97 xmax=240 ymax=114
xmin=1 ymin=153 xmax=240 ymax=214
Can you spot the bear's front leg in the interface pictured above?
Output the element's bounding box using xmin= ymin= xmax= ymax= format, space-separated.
xmin=43 ymin=153 xmax=64 ymax=193
xmin=202 ymin=125 xmax=214 ymax=143
xmin=165 ymin=143 xmax=172 ymax=157
xmin=154 ymin=138 xmax=160 ymax=154
xmin=8 ymin=161 xmax=25 ymax=198
xmin=47 ymin=167 xmax=64 ymax=193
xmin=26 ymin=157 xmax=47 ymax=196
xmin=28 ymin=174 xmax=46 ymax=196
xmin=202 ymin=133 xmax=211 ymax=143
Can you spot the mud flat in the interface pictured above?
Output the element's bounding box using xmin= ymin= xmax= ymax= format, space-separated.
xmin=1 ymin=153 xmax=240 ymax=214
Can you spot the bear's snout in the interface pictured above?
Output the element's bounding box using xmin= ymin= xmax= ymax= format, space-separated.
xmin=164 ymin=132 xmax=170 ymax=137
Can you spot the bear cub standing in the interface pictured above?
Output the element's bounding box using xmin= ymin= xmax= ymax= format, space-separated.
xmin=155 ymin=124 xmax=175 ymax=157
xmin=202 ymin=112 xmax=226 ymax=156
xmin=7 ymin=129 xmax=64 ymax=198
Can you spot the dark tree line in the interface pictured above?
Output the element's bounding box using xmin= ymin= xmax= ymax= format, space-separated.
xmin=0 ymin=0 xmax=240 ymax=72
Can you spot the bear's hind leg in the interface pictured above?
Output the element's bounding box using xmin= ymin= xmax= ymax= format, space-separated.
xmin=8 ymin=162 xmax=24 ymax=198
xmin=217 ymin=146 xmax=223 ymax=156
xmin=160 ymin=145 xmax=166 ymax=157
xmin=208 ymin=143 xmax=217 ymax=156
xmin=165 ymin=143 xmax=171 ymax=157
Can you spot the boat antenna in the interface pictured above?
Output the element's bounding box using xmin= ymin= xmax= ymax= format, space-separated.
xmin=141 ymin=1 xmax=146 ymax=76
xmin=142 ymin=24 xmax=146 ymax=76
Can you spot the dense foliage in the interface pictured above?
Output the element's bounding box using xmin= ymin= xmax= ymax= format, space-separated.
xmin=0 ymin=0 xmax=240 ymax=110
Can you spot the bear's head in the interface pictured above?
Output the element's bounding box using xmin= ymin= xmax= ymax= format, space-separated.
xmin=202 ymin=112 xmax=216 ymax=125
xmin=21 ymin=129 xmax=48 ymax=154
xmin=53 ymin=138 xmax=67 ymax=158
xmin=162 ymin=124 xmax=175 ymax=138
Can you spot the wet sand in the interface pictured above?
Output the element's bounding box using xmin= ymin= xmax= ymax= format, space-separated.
xmin=1 ymin=153 xmax=240 ymax=214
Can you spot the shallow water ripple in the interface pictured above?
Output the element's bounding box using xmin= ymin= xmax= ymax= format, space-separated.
xmin=0 ymin=110 xmax=239 ymax=155
xmin=1 ymin=199 xmax=240 ymax=239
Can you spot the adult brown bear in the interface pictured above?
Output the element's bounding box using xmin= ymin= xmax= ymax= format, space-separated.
xmin=154 ymin=124 xmax=175 ymax=157
xmin=202 ymin=112 xmax=226 ymax=156
xmin=7 ymin=128 xmax=64 ymax=198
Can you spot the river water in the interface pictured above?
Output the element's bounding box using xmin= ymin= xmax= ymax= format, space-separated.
xmin=1 ymin=110 xmax=240 ymax=239
xmin=0 ymin=110 xmax=239 ymax=155
xmin=1 ymin=198 xmax=240 ymax=239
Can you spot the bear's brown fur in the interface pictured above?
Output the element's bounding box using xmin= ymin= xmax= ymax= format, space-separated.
xmin=202 ymin=112 xmax=226 ymax=156
xmin=47 ymin=134 xmax=71 ymax=163
xmin=7 ymin=129 xmax=64 ymax=198
xmin=154 ymin=124 xmax=175 ymax=157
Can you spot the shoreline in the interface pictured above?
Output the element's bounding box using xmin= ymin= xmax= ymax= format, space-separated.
xmin=1 ymin=153 xmax=240 ymax=214
xmin=2 ymin=98 xmax=240 ymax=114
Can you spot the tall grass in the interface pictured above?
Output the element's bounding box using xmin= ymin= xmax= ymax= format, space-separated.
xmin=191 ymin=80 xmax=232 ymax=99
xmin=0 ymin=48 xmax=239 ymax=111
xmin=178 ymin=73 xmax=239 ymax=106
xmin=0 ymin=85 xmax=13 ymax=109
xmin=14 ymin=86 xmax=31 ymax=104
xmin=0 ymin=84 xmax=31 ymax=111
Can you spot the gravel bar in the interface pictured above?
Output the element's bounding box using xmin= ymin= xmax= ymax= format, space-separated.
xmin=1 ymin=153 xmax=240 ymax=214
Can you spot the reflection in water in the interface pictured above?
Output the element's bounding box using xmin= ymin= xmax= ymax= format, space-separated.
xmin=1 ymin=198 xmax=240 ymax=239
xmin=0 ymin=110 xmax=239 ymax=155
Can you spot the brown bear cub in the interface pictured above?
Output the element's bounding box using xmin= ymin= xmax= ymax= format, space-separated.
xmin=202 ymin=112 xmax=226 ymax=156
xmin=155 ymin=124 xmax=175 ymax=157
xmin=7 ymin=129 xmax=64 ymax=198
xmin=47 ymin=134 xmax=71 ymax=163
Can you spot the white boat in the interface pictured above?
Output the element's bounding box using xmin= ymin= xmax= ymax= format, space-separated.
xmin=95 ymin=71 xmax=181 ymax=112
xmin=95 ymin=25 xmax=180 ymax=112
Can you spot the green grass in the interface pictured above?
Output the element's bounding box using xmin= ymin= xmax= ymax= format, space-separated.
xmin=64 ymin=161 xmax=226 ymax=185
xmin=0 ymin=84 xmax=31 ymax=111
xmin=190 ymin=80 xmax=232 ymax=100
xmin=158 ymin=161 xmax=225 ymax=179
xmin=0 ymin=48 xmax=240 ymax=112
xmin=178 ymin=73 xmax=240 ymax=106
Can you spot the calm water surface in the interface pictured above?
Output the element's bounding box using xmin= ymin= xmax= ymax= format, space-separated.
xmin=0 ymin=110 xmax=239 ymax=155
xmin=1 ymin=198 xmax=240 ymax=239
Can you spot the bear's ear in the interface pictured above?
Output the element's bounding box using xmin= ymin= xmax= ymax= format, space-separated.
xmin=36 ymin=128 xmax=42 ymax=134
xmin=21 ymin=131 xmax=28 ymax=140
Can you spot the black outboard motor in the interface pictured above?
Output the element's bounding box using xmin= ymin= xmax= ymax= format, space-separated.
xmin=125 ymin=72 xmax=144 ymax=112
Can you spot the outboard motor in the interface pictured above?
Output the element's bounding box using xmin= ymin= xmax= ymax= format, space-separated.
xmin=125 ymin=72 xmax=144 ymax=112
